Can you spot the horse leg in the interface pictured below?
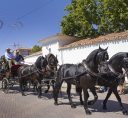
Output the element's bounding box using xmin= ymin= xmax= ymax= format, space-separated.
xmin=44 ymin=81 xmax=50 ymax=93
xmin=37 ymin=84 xmax=42 ymax=98
xmin=103 ymin=88 xmax=112 ymax=110
xmin=83 ymin=89 xmax=92 ymax=115
xmin=51 ymin=80 xmax=55 ymax=91
xmin=32 ymin=82 xmax=38 ymax=92
xmin=53 ymin=81 xmax=62 ymax=105
xmin=37 ymin=78 xmax=42 ymax=98
xmin=19 ymin=79 xmax=26 ymax=96
xmin=79 ymin=88 xmax=83 ymax=105
xmin=113 ymin=88 xmax=128 ymax=115
xmin=67 ymin=83 xmax=76 ymax=108
xmin=76 ymin=86 xmax=83 ymax=105
xmin=88 ymin=87 xmax=98 ymax=105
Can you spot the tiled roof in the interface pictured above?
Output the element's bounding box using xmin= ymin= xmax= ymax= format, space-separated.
xmin=38 ymin=33 xmax=80 ymax=44
xmin=16 ymin=47 xmax=31 ymax=51
xmin=60 ymin=31 xmax=128 ymax=50
xmin=24 ymin=51 xmax=42 ymax=58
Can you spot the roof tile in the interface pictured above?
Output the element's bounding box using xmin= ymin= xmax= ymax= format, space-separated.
xmin=60 ymin=31 xmax=128 ymax=49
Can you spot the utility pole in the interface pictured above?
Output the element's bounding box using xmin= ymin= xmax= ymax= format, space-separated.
xmin=9 ymin=42 xmax=20 ymax=50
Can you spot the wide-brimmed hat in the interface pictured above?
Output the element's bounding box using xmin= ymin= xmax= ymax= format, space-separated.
xmin=16 ymin=50 xmax=19 ymax=52
xmin=6 ymin=48 xmax=11 ymax=50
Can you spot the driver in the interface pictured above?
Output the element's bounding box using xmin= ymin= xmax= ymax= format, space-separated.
xmin=4 ymin=48 xmax=15 ymax=69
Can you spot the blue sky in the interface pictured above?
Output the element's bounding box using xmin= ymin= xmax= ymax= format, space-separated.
xmin=0 ymin=0 xmax=71 ymax=55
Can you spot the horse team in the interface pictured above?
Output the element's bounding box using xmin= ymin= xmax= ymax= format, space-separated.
xmin=0 ymin=46 xmax=128 ymax=115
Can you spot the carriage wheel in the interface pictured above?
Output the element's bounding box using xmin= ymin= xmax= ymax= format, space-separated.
xmin=1 ymin=77 xmax=9 ymax=93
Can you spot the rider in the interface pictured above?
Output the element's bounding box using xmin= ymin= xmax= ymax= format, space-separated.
xmin=14 ymin=50 xmax=24 ymax=64
xmin=4 ymin=48 xmax=15 ymax=69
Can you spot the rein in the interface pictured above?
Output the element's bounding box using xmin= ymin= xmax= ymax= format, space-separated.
xmin=18 ymin=64 xmax=45 ymax=79
xmin=34 ymin=64 xmax=47 ymax=75
xmin=18 ymin=65 xmax=38 ymax=78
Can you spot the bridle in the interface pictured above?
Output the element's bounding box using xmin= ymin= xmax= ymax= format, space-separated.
xmin=46 ymin=54 xmax=58 ymax=72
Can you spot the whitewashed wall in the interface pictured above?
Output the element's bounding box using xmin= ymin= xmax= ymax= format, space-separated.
xmin=24 ymin=38 xmax=128 ymax=65
xmin=42 ymin=42 xmax=59 ymax=56
xmin=24 ymin=41 xmax=63 ymax=65
xmin=42 ymin=42 xmax=63 ymax=65
xmin=60 ymin=39 xmax=128 ymax=64
xmin=24 ymin=54 xmax=42 ymax=65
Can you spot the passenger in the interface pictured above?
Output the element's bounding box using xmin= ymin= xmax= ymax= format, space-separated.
xmin=15 ymin=50 xmax=24 ymax=65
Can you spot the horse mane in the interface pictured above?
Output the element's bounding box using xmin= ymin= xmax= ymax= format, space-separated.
xmin=46 ymin=53 xmax=55 ymax=61
xmin=35 ymin=56 xmax=45 ymax=70
xmin=108 ymin=52 xmax=128 ymax=73
xmin=85 ymin=49 xmax=99 ymax=72
xmin=126 ymin=52 xmax=128 ymax=57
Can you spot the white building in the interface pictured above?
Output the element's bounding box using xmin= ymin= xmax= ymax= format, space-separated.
xmin=38 ymin=33 xmax=80 ymax=64
xmin=24 ymin=51 xmax=42 ymax=65
xmin=24 ymin=31 xmax=128 ymax=65
xmin=59 ymin=31 xmax=128 ymax=64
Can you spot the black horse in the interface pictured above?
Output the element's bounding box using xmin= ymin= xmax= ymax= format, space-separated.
xmin=75 ymin=52 xmax=128 ymax=115
xmin=53 ymin=46 xmax=109 ymax=112
xmin=18 ymin=56 xmax=48 ymax=97
xmin=53 ymin=63 xmax=85 ymax=107
xmin=43 ymin=53 xmax=58 ymax=93
xmin=18 ymin=53 xmax=58 ymax=97
xmin=98 ymin=52 xmax=128 ymax=115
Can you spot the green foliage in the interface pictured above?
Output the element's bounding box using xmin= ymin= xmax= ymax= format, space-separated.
xmin=61 ymin=0 xmax=128 ymax=38
xmin=97 ymin=0 xmax=128 ymax=34
xmin=31 ymin=45 xmax=41 ymax=54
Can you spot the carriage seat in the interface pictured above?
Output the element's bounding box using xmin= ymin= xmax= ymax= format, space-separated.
xmin=10 ymin=65 xmax=22 ymax=77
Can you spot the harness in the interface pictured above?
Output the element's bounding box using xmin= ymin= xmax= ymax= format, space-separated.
xmin=17 ymin=63 xmax=47 ymax=79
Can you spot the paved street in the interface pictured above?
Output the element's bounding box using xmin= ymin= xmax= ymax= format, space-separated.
xmin=0 ymin=84 xmax=128 ymax=118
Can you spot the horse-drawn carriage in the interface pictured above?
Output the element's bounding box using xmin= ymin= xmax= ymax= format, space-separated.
xmin=0 ymin=48 xmax=128 ymax=116
xmin=0 ymin=53 xmax=58 ymax=96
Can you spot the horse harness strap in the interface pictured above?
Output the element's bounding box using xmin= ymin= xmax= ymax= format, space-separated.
xmin=18 ymin=66 xmax=38 ymax=78
xmin=34 ymin=64 xmax=45 ymax=75
xmin=28 ymin=66 xmax=32 ymax=78
xmin=108 ymin=64 xmax=120 ymax=75
xmin=82 ymin=63 xmax=100 ymax=84
xmin=108 ymin=64 xmax=126 ymax=79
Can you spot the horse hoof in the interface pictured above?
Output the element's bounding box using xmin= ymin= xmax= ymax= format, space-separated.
xmin=88 ymin=101 xmax=94 ymax=105
xmin=80 ymin=101 xmax=84 ymax=105
xmin=103 ymin=105 xmax=107 ymax=110
xmin=32 ymin=89 xmax=36 ymax=92
xmin=85 ymin=109 xmax=92 ymax=115
xmin=38 ymin=96 xmax=41 ymax=98
xmin=54 ymin=102 xmax=58 ymax=105
xmin=22 ymin=93 xmax=26 ymax=96
xmin=71 ymin=104 xmax=76 ymax=108
xmin=45 ymin=90 xmax=48 ymax=93
xmin=122 ymin=110 xmax=128 ymax=115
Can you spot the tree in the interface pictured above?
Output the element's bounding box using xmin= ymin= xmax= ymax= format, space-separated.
xmin=31 ymin=45 xmax=42 ymax=54
xmin=61 ymin=0 xmax=98 ymax=38
xmin=61 ymin=0 xmax=128 ymax=38
xmin=97 ymin=0 xmax=128 ymax=34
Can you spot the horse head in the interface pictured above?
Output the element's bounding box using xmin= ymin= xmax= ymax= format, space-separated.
xmin=85 ymin=46 xmax=109 ymax=73
xmin=97 ymin=46 xmax=109 ymax=63
xmin=35 ymin=56 xmax=48 ymax=73
xmin=98 ymin=61 xmax=110 ymax=73
xmin=123 ymin=57 xmax=128 ymax=68
xmin=45 ymin=53 xmax=58 ymax=71
xmin=122 ymin=57 xmax=128 ymax=78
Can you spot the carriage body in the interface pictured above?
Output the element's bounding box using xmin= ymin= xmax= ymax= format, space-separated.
xmin=1 ymin=64 xmax=22 ymax=93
